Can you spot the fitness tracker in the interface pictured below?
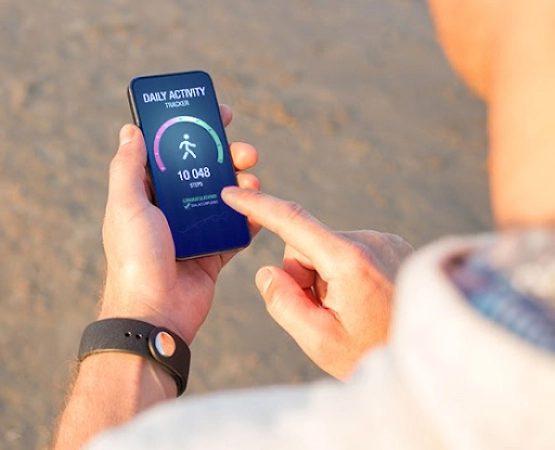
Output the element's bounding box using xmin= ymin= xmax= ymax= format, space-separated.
xmin=78 ymin=318 xmax=191 ymax=396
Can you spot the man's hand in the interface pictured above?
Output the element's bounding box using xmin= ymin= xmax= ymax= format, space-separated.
xmin=100 ymin=105 xmax=259 ymax=345
xmin=222 ymin=187 xmax=413 ymax=379
xmin=53 ymin=107 xmax=259 ymax=450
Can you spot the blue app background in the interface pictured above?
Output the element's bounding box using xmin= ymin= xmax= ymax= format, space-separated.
xmin=129 ymin=71 xmax=250 ymax=259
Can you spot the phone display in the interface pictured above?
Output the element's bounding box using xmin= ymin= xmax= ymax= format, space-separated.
xmin=128 ymin=71 xmax=251 ymax=259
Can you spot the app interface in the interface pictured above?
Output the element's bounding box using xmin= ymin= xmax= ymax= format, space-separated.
xmin=129 ymin=71 xmax=250 ymax=258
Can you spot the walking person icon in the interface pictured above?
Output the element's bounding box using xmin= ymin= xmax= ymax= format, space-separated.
xmin=179 ymin=134 xmax=197 ymax=160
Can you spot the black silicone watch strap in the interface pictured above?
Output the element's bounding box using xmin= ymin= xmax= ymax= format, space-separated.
xmin=78 ymin=318 xmax=191 ymax=396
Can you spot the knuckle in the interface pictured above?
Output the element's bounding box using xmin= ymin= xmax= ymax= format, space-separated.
xmin=342 ymin=240 xmax=374 ymax=267
xmin=357 ymin=229 xmax=379 ymax=240
xmin=109 ymin=150 xmax=145 ymax=181
xmin=383 ymin=232 xmax=403 ymax=245
xmin=342 ymin=241 xmax=388 ymax=282
xmin=280 ymin=201 xmax=307 ymax=223
xmin=248 ymin=188 xmax=265 ymax=200
xmin=378 ymin=235 xmax=399 ymax=255
xmin=109 ymin=154 xmax=126 ymax=176
xmin=382 ymin=232 xmax=415 ymax=258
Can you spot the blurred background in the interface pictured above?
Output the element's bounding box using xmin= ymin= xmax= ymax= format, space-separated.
xmin=0 ymin=0 xmax=489 ymax=448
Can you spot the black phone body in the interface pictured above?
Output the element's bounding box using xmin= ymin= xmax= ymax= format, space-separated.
xmin=128 ymin=71 xmax=251 ymax=259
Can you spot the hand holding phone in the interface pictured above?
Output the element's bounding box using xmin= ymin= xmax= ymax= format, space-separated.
xmin=128 ymin=71 xmax=251 ymax=259
xmin=101 ymin=123 xmax=258 ymax=349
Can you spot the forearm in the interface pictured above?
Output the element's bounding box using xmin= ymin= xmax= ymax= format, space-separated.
xmin=52 ymin=344 xmax=175 ymax=449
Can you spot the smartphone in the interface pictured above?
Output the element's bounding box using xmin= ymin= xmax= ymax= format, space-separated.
xmin=128 ymin=70 xmax=251 ymax=259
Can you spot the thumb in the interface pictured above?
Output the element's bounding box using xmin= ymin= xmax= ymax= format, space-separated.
xmin=106 ymin=124 xmax=150 ymax=211
xmin=256 ymin=267 xmax=338 ymax=357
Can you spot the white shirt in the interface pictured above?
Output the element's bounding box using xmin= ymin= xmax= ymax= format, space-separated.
xmin=87 ymin=237 xmax=555 ymax=449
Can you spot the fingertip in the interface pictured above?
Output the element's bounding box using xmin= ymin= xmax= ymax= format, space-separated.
xmin=119 ymin=124 xmax=138 ymax=146
xmin=219 ymin=104 xmax=233 ymax=127
xmin=113 ymin=124 xmax=147 ymax=168
xmin=221 ymin=186 xmax=239 ymax=206
xmin=230 ymin=142 xmax=259 ymax=170
xmin=255 ymin=267 xmax=274 ymax=295
xmin=236 ymin=173 xmax=260 ymax=191
xmin=221 ymin=185 xmax=242 ymax=198
xmin=221 ymin=186 xmax=260 ymax=215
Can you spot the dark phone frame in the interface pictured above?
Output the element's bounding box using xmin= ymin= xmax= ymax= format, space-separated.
xmin=127 ymin=71 xmax=251 ymax=260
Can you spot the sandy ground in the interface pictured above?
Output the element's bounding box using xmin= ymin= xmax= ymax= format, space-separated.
xmin=0 ymin=0 xmax=490 ymax=448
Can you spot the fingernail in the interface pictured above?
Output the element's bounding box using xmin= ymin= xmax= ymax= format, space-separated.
xmin=222 ymin=185 xmax=241 ymax=195
xmin=221 ymin=186 xmax=241 ymax=202
xmin=255 ymin=268 xmax=273 ymax=294
xmin=119 ymin=124 xmax=136 ymax=146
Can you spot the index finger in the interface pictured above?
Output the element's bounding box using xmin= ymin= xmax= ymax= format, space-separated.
xmin=221 ymin=187 xmax=348 ymax=273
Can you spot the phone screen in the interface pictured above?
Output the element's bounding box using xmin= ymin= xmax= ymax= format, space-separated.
xmin=128 ymin=71 xmax=251 ymax=259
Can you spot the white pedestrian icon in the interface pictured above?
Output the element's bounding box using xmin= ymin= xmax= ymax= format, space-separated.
xmin=179 ymin=134 xmax=197 ymax=160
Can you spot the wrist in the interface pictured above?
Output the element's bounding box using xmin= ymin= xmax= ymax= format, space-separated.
xmin=79 ymin=352 xmax=177 ymax=404
xmin=99 ymin=283 xmax=193 ymax=345
xmin=79 ymin=318 xmax=191 ymax=396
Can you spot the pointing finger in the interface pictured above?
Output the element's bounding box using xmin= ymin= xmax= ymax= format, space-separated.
xmin=221 ymin=187 xmax=347 ymax=275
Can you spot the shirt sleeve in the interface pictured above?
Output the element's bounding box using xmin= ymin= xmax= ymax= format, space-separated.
xmin=85 ymin=348 xmax=438 ymax=450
